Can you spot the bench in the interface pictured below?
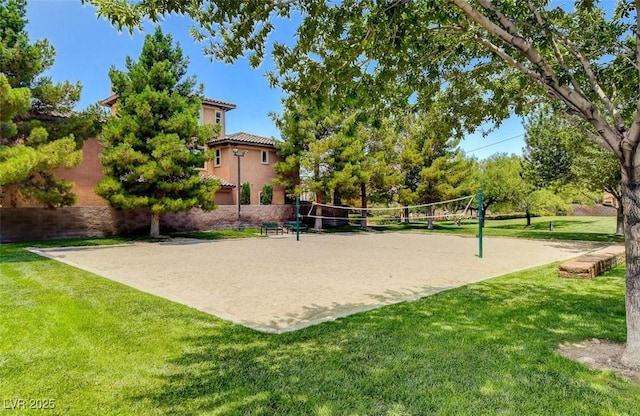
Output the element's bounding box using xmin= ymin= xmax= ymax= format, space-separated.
xmin=284 ymin=221 xmax=308 ymax=233
xmin=559 ymin=243 xmax=625 ymax=279
xmin=260 ymin=222 xmax=284 ymax=235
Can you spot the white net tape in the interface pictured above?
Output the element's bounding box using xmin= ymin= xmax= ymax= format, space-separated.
xmin=305 ymin=195 xmax=475 ymax=225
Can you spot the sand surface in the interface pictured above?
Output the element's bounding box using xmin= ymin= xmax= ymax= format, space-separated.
xmin=30 ymin=233 xmax=602 ymax=333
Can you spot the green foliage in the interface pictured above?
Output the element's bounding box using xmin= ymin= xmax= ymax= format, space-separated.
xmin=522 ymin=108 xmax=575 ymax=188
xmin=476 ymin=154 xmax=525 ymax=214
xmin=96 ymin=27 xmax=220 ymax=222
xmin=240 ymin=182 xmax=251 ymax=205
xmin=0 ymin=0 xmax=100 ymax=207
xmin=85 ymin=0 xmax=638 ymax=161
xmin=260 ymin=183 xmax=273 ymax=205
xmin=396 ymin=109 xmax=474 ymax=207
xmin=0 ymin=73 xmax=30 ymax=138
xmin=529 ymin=189 xmax=572 ymax=216
xmin=357 ymin=118 xmax=405 ymax=204
xmin=523 ymin=107 xmax=621 ymax=199
xmin=274 ymin=94 xmax=475 ymax=215
xmin=273 ymin=95 xmax=364 ymax=204
xmin=0 ymin=0 xmax=54 ymax=88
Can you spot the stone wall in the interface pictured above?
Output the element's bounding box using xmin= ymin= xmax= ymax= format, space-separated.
xmin=0 ymin=205 xmax=295 ymax=243
xmin=570 ymin=204 xmax=618 ymax=216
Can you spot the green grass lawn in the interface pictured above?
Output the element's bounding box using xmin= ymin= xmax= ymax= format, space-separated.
xmin=1 ymin=218 xmax=638 ymax=415
xmin=367 ymin=215 xmax=624 ymax=243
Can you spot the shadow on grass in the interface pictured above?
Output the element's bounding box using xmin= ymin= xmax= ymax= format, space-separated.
xmin=488 ymin=219 xmax=599 ymax=231
xmin=170 ymin=229 xmax=262 ymax=240
xmin=132 ymin=265 xmax=638 ymax=415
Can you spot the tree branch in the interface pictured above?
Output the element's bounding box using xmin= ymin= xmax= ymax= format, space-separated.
xmin=556 ymin=34 xmax=625 ymax=130
xmin=557 ymin=110 xmax=617 ymax=155
xmin=526 ymin=1 xmax=584 ymax=94
xmin=448 ymin=0 xmax=623 ymax=158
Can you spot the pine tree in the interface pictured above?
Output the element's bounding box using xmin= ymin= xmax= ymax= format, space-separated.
xmin=0 ymin=0 xmax=100 ymax=207
xmin=397 ymin=110 xmax=473 ymax=229
xmin=95 ymin=27 xmax=219 ymax=237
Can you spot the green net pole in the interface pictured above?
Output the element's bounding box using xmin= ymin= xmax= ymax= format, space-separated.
xmin=478 ymin=189 xmax=483 ymax=258
xmin=296 ymin=195 xmax=300 ymax=241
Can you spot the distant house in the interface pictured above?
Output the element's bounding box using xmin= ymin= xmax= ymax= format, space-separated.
xmin=5 ymin=94 xmax=286 ymax=207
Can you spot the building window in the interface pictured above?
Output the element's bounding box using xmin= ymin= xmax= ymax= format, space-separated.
xmin=215 ymin=111 xmax=222 ymax=125
xmin=214 ymin=149 xmax=221 ymax=166
xmin=190 ymin=146 xmax=206 ymax=170
xmin=261 ymin=150 xmax=268 ymax=164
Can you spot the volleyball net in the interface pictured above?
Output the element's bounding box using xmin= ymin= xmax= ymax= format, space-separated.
xmin=304 ymin=194 xmax=476 ymax=226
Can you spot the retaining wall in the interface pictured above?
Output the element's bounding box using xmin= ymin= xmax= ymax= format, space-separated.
xmin=0 ymin=205 xmax=294 ymax=243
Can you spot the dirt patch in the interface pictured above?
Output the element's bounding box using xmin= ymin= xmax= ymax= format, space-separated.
xmin=556 ymin=339 xmax=640 ymax=383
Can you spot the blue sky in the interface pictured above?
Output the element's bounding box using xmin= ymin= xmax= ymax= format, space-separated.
xmin=26 ymin=0 xmax=526 ymax=159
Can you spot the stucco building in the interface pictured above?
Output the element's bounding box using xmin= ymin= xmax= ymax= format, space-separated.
xmin=4 ymin=95 xmax=287 ymax=208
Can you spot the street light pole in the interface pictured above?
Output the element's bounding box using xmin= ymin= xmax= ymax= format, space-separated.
xmin=233 ymin=148 xmax=248 ymax=224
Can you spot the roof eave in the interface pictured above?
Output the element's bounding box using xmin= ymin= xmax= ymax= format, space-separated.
xmin=99 ymin=93 xmax=119 ymax=107
xmin=207 ymin=139 xmax=276 ymax=148
xmin=202 ymin=98 xmax=237 ymax=111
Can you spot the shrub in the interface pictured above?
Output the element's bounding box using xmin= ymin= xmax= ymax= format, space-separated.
xmin=241 ymin=182 xmax=251 ymax=205
xmin=261 ymin=184 xmax=273 ymax=205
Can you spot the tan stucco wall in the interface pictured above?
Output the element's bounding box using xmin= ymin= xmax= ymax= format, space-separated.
xmin=210 ymin=144 xmax=286 ymax=205
xmin=4 ymin=100 xmax=287 ymax=208
xmin=54 ymin=138 xmax=109 ymax=207
xmin=202 ymin=104 xmax=226 ymax=137
xmin=3 ymin=136 xmax=285 ymax=208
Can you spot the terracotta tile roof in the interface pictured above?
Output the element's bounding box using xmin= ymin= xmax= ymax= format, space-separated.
xmin=208 ymin=132 xmax=277 ymax=148
xmin=202 ymin=174 xmax=236 ymax=188
xmin=100 ymin=94 xmax=236 ymax=111
xmin=202 ymin=97 xmax=236 ymax=111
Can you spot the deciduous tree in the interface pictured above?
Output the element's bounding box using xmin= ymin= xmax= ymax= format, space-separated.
xmin=476 ymin=153 xmax=524 ymax=226
xmin=523 ymin=107 xmax=623 ymax=234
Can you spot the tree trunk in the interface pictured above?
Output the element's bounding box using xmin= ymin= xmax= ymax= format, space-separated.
xmin=403 ymin=207 xmax=410 ymax=224
xmin=333 ymin=188 xmax=341 ymax=205
xmin=427 ymin=205 xmax=434 ymax=229
xmin=621 ymin=170 xmax=640 ymax=369
xmin=314 ymin=192 xmax=323 ymax=231
xmin=617 ymin=203 xmax=624 ymax=236
xmin=150 ymin=212 xmax=161 ymax=238
xmin=314 ymin=161 xmax=323 ymax=231
xmin=481 ymin=203 xmax=489 ymax=228
xmin=526 ymin=210 xmax=531 ymax=227
xmin=360 ymin=182 xmax=367 ymax=228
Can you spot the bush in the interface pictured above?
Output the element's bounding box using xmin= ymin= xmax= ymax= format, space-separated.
xmin=261 ymin=184 xmax=273 ymax=205
xmin=241 ymin=182 xmax=251 ymax=205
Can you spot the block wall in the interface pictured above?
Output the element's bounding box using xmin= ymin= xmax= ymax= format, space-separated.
xmin=0 ymin=205 xmax=295 ymax=243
